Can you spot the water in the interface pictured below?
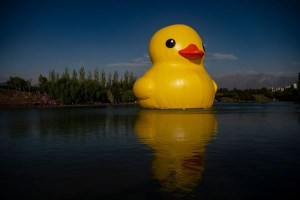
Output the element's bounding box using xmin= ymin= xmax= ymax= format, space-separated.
xmin=0 ymin=102 xmax=299 ymax=199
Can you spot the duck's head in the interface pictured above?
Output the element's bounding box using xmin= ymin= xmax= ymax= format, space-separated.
xmin=149 ymin=24 xmax=205 ymax=66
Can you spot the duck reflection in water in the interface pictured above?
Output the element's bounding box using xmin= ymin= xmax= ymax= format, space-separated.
xmin=135 ymin=109 xmax=218 ymax=193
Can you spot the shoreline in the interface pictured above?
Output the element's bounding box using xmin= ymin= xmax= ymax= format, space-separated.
xmin=0 ymin=88 xmax=138 ymax=108
xmin=1 ymin=88 xmax=298 ymax=108
xmin=0 ymin=102 xmax=139 ymax=109
xmin=1 ymin=100 xmax=297 ymax=109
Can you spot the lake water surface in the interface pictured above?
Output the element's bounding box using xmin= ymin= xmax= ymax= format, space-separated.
xmin=0 ymin=102 xmax=299 ymax=199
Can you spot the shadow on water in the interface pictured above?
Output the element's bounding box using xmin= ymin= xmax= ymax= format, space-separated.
xmin=134 ymin=109 xmax=218 ymax=198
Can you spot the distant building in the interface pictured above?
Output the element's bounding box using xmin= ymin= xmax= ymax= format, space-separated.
xmin=293 ymin=83 xmax=298 ymax=89
xmin=271 ymin=73 xmax=299 ymax=92
xmin=271 ymin=73 xmax=300 ymax=92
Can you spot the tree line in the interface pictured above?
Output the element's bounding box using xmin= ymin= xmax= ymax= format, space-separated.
xmin=6 ymin=67 xmax=137 ymax=105
xmin=4 ymin=69 xmax=299 ymax=104
xmin=216 ymin=87 xmax=300 ymax=102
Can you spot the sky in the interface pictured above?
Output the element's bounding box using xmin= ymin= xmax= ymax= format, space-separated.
xmin=0 ymin=0 xmax=300 ymax=85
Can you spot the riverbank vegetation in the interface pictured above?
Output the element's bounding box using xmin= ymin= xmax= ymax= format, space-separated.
xmin=4 ymin=67 xmax=137 ymax=105
xmin=1 ymin=67 xmax=299 ymax=106
xmin=216 ymin=87 xmax=300 ymax=102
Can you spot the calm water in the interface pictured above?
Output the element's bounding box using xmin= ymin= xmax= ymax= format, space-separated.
xmin=0 ymin=102 xmax=299 ymax=199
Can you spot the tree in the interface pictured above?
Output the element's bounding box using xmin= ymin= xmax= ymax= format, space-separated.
xmin=97 ymin=69 xmax=108 ymax=102
xmin=58 ymin=67 xmax=71 ymax=104
xmin=100 ymin=69 xmax=106 ymax=88
xmin=111 ymin=71 xmax=121 ymax=103
xmin=79 ymin=67 xmax=85 ymax=82
xmin=7 ymin=76 xmax=27 ymax=91
xmin=48 ymin=70 xmax=60 ymax=100
xmin=94 ymin=67 xmax=100 ymax=81
xmin=25 ymin=79 xmax=32 ymax=93
xmin=120 ymin=71 xmax=137 ymax=102
xmin=70 ymin=69 xmax=80 ymax=104
xmin=41 ymin=67 xmax=137 ymax=104
xmin=106 ymin=72 xmax=112 ymax=89
xmin=38 ymin=74 xmax=48 ymax=93
xmin=78 ymin=67 xmax=86 ymax=102
xmin=86 ymin=70 xmax=97 ymax=103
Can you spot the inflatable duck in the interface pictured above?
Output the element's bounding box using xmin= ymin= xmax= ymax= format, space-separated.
xmin=133 ymin=24 xmax=217 ymax=109
xmin=135 ymin=109 xmax=218 ymax=192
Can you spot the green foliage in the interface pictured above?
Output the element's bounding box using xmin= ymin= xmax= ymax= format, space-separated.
xmin=216 ymin=88 xmax=272 ymax=102
xmin=252 ymin=94 xmax=271 ymax=102
xmin=273 ymin=87 xmax=300 ymax=101
xmin=6 ymin=70 xmax=299 ymax=105
xmin=42 ymin=67 xmax=137 ymax=105
xmin=216 ymin=87 xmax=300 ymax=102
xmin=38 ymin=74 xmax=48 ymax=93
xmin=7 ymin=76 xmax=30 ymax=92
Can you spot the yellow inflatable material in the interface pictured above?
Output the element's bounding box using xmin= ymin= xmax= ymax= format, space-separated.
xmin=133 ymin=24 xmax=217 ymax=109
xmin=134 ymin=109 xmax=218 ymax=192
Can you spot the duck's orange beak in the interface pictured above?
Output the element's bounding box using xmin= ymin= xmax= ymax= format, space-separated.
xmin=179 ymin=44 xmax=204 ymax=60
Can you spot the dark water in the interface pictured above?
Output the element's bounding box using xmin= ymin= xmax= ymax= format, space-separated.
xmin=0 ymin=102 xmax=299 ymax=199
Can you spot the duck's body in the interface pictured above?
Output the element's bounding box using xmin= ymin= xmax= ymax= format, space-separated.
xmin=135 ymin=63 xmax=216 ymax=109
xmin=133 ymin=24 xmax=217 ymax=109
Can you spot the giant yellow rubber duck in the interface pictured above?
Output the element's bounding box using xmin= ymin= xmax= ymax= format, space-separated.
xmin=135 ymin=109 xmax=218 ymax=192
xmin=133 ymin=24 xmax=217 ymax=109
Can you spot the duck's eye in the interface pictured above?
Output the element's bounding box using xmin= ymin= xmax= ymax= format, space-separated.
xmin=166 ymin=39 xmax=176 ymax=48
xmin=202 ymin=43 xmax=206 ymax=52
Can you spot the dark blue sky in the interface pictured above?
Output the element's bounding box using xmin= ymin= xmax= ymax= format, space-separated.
xmin=1 ymin=0 xmax=299 ymax=82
